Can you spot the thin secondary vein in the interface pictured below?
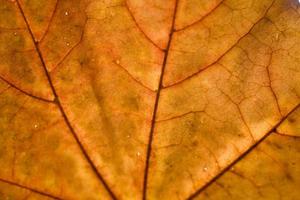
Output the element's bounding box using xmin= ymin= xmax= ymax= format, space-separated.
xmin=38 ymin=0 xmax=59 ymax=43
xmin=156 ymin=110 xmax=205 ymax=123
xmin=113 ymin=60 xmax=156 ymax=92
xmin=274 ymin=131 xmax=300 ymax=138
xmin=0 ymin=75 xmax=54 ymax=103
xmin=174 ymin=0 xmax=224 ymax=32
xmin=0 ymin=178 xmax=62 ymax=200
xmin=125 ymin=0 xmax=164 ymax=51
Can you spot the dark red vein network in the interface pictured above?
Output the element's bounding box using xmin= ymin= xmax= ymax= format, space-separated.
xmin=163 ymin=0 xmax=276 ymax=89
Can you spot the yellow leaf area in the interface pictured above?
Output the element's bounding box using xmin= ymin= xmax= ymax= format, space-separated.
xmin=0 ymin=0 xmax=299 ymax=199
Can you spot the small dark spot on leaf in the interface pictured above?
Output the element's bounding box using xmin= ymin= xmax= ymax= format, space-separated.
xmin=191 ymin=140 xmax=198 ymax=147
xmin=285 ymin=172 xmax=294 ymax=181
xmin=288 ymin=117 xmax=296 ymax=123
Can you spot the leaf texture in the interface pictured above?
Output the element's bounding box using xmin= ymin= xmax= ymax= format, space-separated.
xmin=0 ymin=0 xmax=299 ymax=199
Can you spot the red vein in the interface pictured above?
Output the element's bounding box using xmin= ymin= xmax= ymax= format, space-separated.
xmin=203 ymin=143 xmax=221 ymax=170
xmin=257 ymin=148 xmax=285 ymax=169
xmin=266 ymin=52 xmax=282 ymax=116
xmin=125 ymin=0 xmax=164 ymax=51
xmin=15 ymin=1 xmax=117 ymax=199
xmin=113 ymin=60 xmax=155 ymax=92
xmin=187 ymin=101 xmax=300 ymax=200
xmin=164 ymin=0 xmax=275 ymax=89
xmin=215 ymin=181 xmax=232 ymax=197
xmin=230 ymin=170 xmax=263 ymax=195
xmin=0 ymin=178 xmax=61 ymax=199
xmin=274 ymin=131 xmax=300 ymax=138
xmin=50 ymin=18 xmax=87 ymax=73
xmin=0 ymin=84 xmax=11 ymax=95
xmin=174 ymin=0 xmax=224 ymax=32
xmin=218 ymin=89 xmax=255 ymax=141
xmin=0 ymin=27 xmax=25 ymax=31
xmin=0 ymin=75 xmax=54 ymax=103
xmin=38 ymin=0 xmax=59 ymax=43
xmin=142 ymin=1 xmax=179 ymax=199
xmin=156 ymin=110 xmax=205 ymax=123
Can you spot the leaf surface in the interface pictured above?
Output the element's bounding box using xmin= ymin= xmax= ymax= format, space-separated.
xmin=0 ymin=0 xmax=299 ymax=199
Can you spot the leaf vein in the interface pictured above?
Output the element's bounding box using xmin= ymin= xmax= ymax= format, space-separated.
xmin=0 ymin=178 xmax=62 ymax=200
xmin=164 ymin=0 xmax=275 ymax=89
xmin=0 ymin=75 xmax=54 ymax=103
xmin=142 ymin=0 xmax=179 ymax=199
xmin=187 ymin=101 xmax=300 ymax=199
xmin=15 ymin=1 xmax=117 ymax=199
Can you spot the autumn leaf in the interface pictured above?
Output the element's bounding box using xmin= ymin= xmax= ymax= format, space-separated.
xmin=0 ymin=0 xmax=299 ymax=199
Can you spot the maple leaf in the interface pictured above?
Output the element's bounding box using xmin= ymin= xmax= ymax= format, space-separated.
xmin=0 ymin=0 xmax=299 ymax=199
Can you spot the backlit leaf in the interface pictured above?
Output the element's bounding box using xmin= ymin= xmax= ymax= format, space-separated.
xmin=0 ymin=0 xmax=299 ymax=199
